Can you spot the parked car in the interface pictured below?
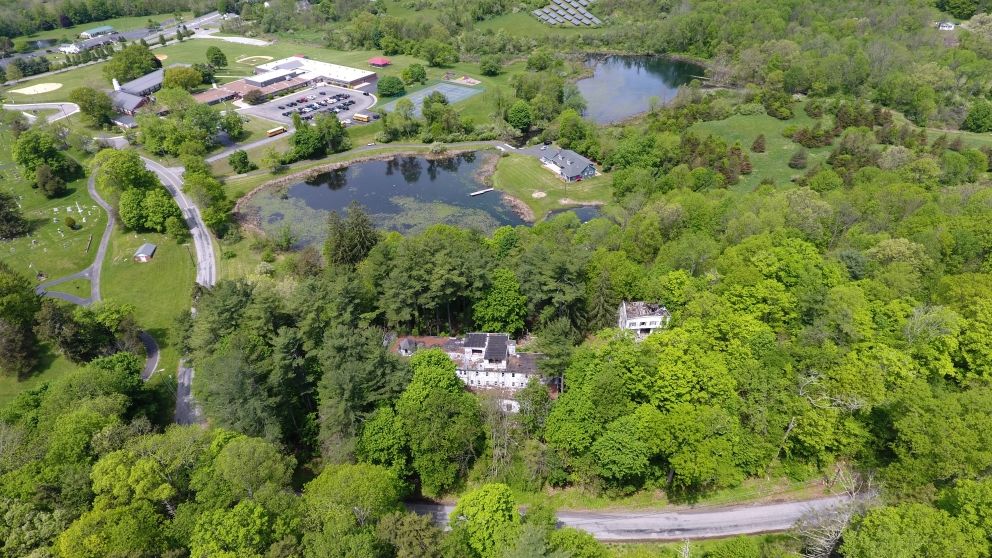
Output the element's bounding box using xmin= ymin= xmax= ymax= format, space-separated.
xmin=319 ymin=91 xmax=327 ymax=95
xmin=363 ymin=92 xmax=370 ymax=96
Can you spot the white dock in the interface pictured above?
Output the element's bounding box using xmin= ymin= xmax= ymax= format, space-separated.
xmin=469 ymin=188 xmax=494 ymax=196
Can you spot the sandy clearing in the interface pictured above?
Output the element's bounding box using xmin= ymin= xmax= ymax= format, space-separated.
xmin=155 ymin=54 xmax=169 ymax=60
xmin=532 ymin=191 xmax=547 ymax=198
xmin=10 ymin=83 xmax=63 ymax=94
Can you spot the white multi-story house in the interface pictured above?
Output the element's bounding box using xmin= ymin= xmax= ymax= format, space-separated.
xmin=618 ymin=301 xmax=671 ymax=340
xmin=395 ymin=333 xmax=543 ymax=392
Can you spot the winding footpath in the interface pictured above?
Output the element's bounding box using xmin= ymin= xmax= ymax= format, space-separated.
xmin=411 ymin=494 xmax=852 ymax=541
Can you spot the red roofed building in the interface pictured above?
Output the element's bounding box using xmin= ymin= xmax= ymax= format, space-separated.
xmin=368 ymin=57 xmax=391 ymax=67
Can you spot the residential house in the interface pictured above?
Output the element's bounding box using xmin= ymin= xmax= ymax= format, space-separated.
xmin=617 ymin=301 xmax=671 ymax=339
xmin=539 ymin=147 xmax=597 ymax=182
xmin=393 ymin=333 xmax=545 ymax=393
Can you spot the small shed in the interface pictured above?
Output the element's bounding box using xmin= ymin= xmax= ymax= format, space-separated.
xmin=368 ymin=57 xmax=391 ymax=67
xmin=134 ymin=243 xmax=157 ymax=263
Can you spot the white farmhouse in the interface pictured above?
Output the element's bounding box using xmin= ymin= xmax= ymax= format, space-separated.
xmin=617 ymin=301 xmax=671 ymax=340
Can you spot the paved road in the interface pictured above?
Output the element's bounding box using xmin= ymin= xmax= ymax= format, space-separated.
xmin=139 ymin=331 xmax=160 ymax=380
xmin=139 ymin=157 xmax=212 ymax=425
xmin=3 ymin=102 xmax=79 ymax=123
xmin=140 ymin=157 xmax=217 ymax=287
xmin=411 ymin=494 xmax=851 ymax=541
xmin=205 ymin=128 xmax=296 ymax=163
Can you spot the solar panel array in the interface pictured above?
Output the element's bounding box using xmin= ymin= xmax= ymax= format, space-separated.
xmin=531 ymin=0 xmax=602 ymax=27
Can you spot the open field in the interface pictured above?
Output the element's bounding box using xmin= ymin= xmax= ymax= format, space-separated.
xmin=0 ymin=345 xmax=78 ymax=406
xmin=689 ymin=103 xmax=830 ymax=192
xmin=492 ymin=153 xmax=611 ymax=218
xmin=101 ymin=230 xmax=195 ymax=381
xmin=476 ymin=10 xmax=610 ymax=39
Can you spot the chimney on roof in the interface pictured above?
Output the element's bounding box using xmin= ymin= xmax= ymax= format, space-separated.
xmin=112 ymin=78 xmax=121 ymax=91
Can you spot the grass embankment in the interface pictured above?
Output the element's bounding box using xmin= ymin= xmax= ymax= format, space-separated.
xmin=100 ymin=230 xmax=195 ymax=380
xmin=492 ymin=153 xmax=611 ymax=219
xmin=610 ymin=534 xmax=796 ymax=557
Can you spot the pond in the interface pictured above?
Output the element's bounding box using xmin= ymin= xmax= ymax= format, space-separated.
xmin=576 ymin=55 xmax=704 ymax=124
xmin=546 ymin=205 xmax=602 ymax=223
xmin=244 ymin=152 xmax=526 ymax=246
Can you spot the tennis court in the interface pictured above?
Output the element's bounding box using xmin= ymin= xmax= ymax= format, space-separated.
xmin=380 ymin=82 xmax=484 ymax=116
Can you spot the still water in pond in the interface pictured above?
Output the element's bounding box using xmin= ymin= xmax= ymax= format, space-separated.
xmin=576 ymin=55 xmax=704 ymax=124
xmin=546 ymin=205 xmax=602 ymax=223
xmin=245 ymin=152 xmax=526 ymax=246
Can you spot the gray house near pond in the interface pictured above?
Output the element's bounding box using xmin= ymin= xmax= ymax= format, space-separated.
xmin=540 ymin=148 xmax=597 ymax=182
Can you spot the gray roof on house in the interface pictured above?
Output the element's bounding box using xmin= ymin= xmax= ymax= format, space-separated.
xmin=110 ymin=90 xmax=145 ymax=113
xmin=464 ymin=333 xmax=487 ymax=348
xmin=134 ymin=243 xmax=157 ymax=258
xmin=542 ymin=148 xmax=595 ymax=175
xmin=120 ymin=68 xmax=163 ymax=95
xmin=77 ymin=34 xmax=119 ymax=50
xmin=483 ymin=334 xmax=508 ymax=361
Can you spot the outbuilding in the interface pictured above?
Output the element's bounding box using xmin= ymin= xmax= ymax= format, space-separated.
xmin=133 ymin=243 xmax=157 ymax=263
xmin=368 ymin=57 xmax=391 ymax=67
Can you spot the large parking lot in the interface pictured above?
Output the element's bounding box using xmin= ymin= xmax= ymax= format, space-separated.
xmin=240 ymin=84 xmax=377 ymax=126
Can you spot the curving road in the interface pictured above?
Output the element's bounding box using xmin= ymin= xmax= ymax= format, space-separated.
xmin=411 ymin=494 xmax=851 ymax=541
xmin=140 ymin=157 xmax=217 ymax=287
xmin=3 ymin=102 xmax=80 ymax=123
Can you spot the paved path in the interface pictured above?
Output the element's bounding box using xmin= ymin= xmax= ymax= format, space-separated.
xmin=205 ymin=128 xmax=296 ymax=163
xmin=411 ymin=494 xmax=850 ymax=541
xmin=139 ymin=331 xmax=160 ymax=380
xmin=139 ymin=157 xmax=213 ymax=425
xmin=3 ymin=102 xmax=79 ymax=123
xmin=140 ymin=157 xmax=217 ymax=287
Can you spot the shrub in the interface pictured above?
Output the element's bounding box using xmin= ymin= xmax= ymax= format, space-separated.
xmin=789 ymin=148 xmax=808 ymax=169
xmin=64 ymin=216 xmax=76 ymax=229
xmin=243 ymin=89 xmax=264 ymax=105
xmin=228 ymin=150 xmax=257 ymax=174
xmin=377 ymin=76 xmax=406 ymax=97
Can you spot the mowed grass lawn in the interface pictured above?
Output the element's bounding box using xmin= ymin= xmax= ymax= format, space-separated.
xmin=101 ymin=231 xmax=195 ymax=380
xmin=492 ymin=153 xmax=611 ymax=219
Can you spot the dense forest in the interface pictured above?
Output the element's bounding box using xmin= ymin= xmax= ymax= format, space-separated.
xmin=5 ymin=0 xmax=992 ymax=555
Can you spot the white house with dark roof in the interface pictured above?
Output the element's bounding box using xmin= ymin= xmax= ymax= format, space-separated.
xmin=58 ymin=33 xmax=120 ymax=54
xmin=133 ymin=243 xmax=157 ymax=263
xmin=618 ymin=301 xmax=671 ymax=340
xmin=393 ymin=332 xmax=544 ymax=392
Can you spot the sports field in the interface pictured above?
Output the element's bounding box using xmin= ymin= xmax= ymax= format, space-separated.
xmin=380 ymin=82 xmax=484 ymax=116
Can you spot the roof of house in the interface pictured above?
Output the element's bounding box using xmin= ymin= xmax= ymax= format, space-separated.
xmin=484 ymin=334 xmax=509 ymax=360
xmin=192 ymin=87 xmax=238 ymax=104
xmin=620 ymin=300 xmax=671 ymax=319
xmin=507 ymin=352 xmax=541 ymax=374
xmin=82 ymin=25 xmax=114 ymax=35
xmin=120 ymin=68 xmax=163 ymax=95
xmin=110 ymin=90 xmax=145 ymax=113
xmin=542 ymin=148 xmax=595 ymax=175
xmin=134 ymin=243 xmax=157 ymax=258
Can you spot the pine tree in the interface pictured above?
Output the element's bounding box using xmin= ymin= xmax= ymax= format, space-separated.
xmin=750 ymin=134 xmax=766 ymax=153
xmin=788 ymin=148 xmax=808 ymax=169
